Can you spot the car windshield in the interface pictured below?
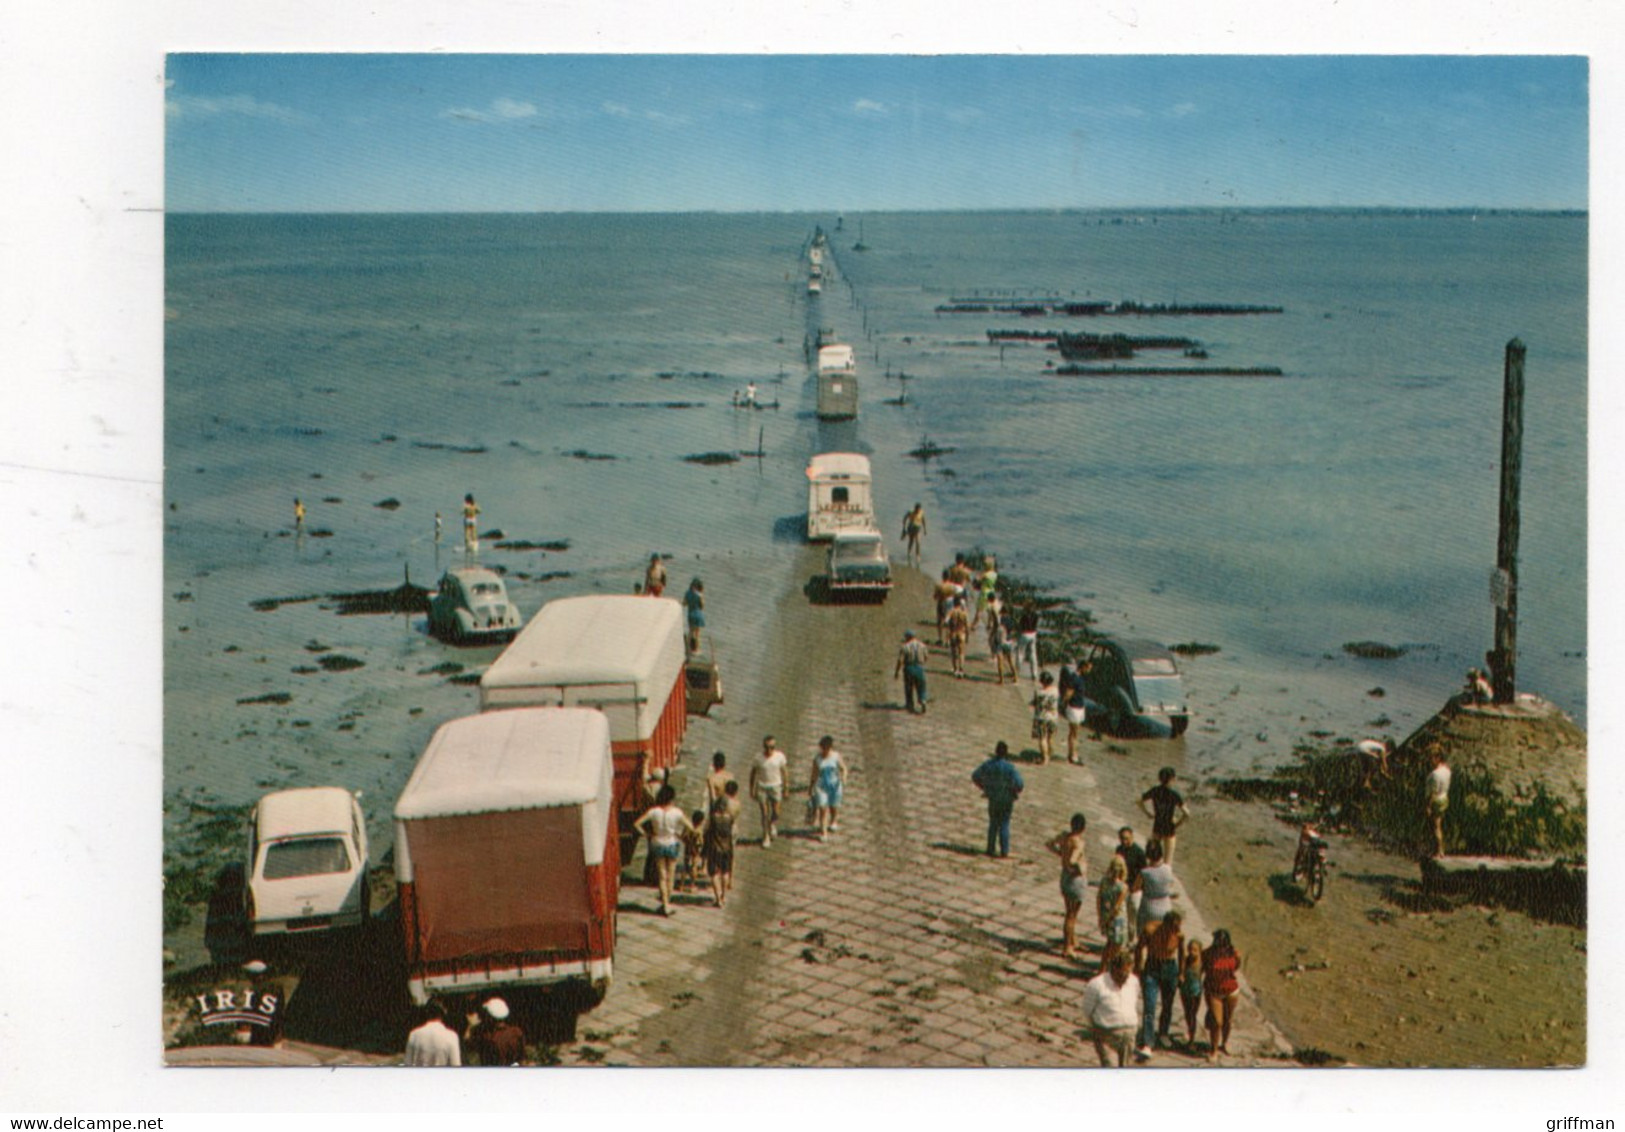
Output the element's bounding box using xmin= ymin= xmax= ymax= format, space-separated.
xmin=834 ymin=539 xmax=884 ymax=563
xmin=470 ymin=582 xmax=502 ymax=596
xmin=262 ymin=837 xmax=351 ymax=879
xmin=1132 ymin=675 xmax=1185 ymax=710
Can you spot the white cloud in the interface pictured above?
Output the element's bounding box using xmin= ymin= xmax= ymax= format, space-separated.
xmin=600 ymin=101 xmax=689 ymax=125
xmin=165 ymin=93 xmax=306 ymax=123
xmin=441 ymin=97 xmax=541 ymax=124
xmin=491 ymin=98 xmax=538 ymax=120
xmin=853 ymin=98 xmax=888 ymax=116
xmin=1075 ymin=103 xmax=1147 ymax=120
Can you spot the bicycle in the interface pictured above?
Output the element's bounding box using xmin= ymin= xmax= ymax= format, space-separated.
xmin=1291 ymin=823 xmax=1329 ymax=904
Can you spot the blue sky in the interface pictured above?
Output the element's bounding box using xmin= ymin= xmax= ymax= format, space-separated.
xmin=165 ymin=54 xmax=1588 ymax=212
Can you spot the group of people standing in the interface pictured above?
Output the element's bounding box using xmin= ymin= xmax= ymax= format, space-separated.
xmin=403 ymin=996 xmax=526 ymax=1067
xmin=633 ymin=735 xmax=849 ymax=917
xmin=928 ymin=553 xmax=1022 ymax=685
xmin=1036 ymin=770 xmax=1238 ymax=1064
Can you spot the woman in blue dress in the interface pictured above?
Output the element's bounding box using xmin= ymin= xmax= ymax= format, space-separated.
xmin=807 ymin=735 xmax=847 ymax=842
xmin=684 ymin=578 xmax=706 ymax=653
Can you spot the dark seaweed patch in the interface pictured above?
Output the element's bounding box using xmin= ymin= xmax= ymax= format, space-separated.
xmin=448 ymin=673 xmax=483 ymax=686
xmin=250 ymin=594 xmax=319 ymax=612
xmin=1170 ymin=642 xmax=1221 ymax=656
xmin=569 ymin=401 xmax=706 ymax=410
xmin=317 ymin=654 xmax=365 ymax=672
xmin=493 ymin=539 xmax=570 ymax=552
xmin=411 ymin=441 xmax=489 ymax=454
xmin=236 ymin=692 xmax=292 ymax=706
xmin=564 ymin=450 xmax=619 ymax=461
xmin=419 ymin=661 xmax=465 ymax=676
xmin=327 ymin=581 xmax=431 ymax=616
xmin=684 ymin=451 xmax=741 ymax=465
xmin=1343 ymin=641 xmax=1407 ymax=660
xmin=374 ymin=498 xmax=402 ymax=510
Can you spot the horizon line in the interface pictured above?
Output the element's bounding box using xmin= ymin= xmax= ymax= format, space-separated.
xmin=164 ymin=205 xmax=1589 ymax=217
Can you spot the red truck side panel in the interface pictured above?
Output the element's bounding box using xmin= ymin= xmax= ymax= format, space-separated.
xmin=403 ymin=808 xmax=607 ymax=971
xmin=609 ymin=668 xmax=689 ymax=818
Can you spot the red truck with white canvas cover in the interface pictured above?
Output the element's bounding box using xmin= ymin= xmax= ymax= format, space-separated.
xmin=393 ymin=708 xmax=619 ymax=1006
xmin=479 ymin=594 xmax=688 ymax=857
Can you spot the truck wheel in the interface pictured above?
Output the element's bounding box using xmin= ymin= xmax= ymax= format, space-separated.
xmin=1169 ymin=714 xmax=1190 ymax=739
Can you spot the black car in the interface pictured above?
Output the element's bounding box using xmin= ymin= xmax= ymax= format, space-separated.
xmin=1081 ymin=638 xmax=1190 ymax=738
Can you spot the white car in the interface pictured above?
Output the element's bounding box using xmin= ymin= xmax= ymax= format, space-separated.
xmin=429 ymin=567 xmax=523 ymax=643
xmin=245 ymin=787 xmax=370 ymax=936
xmin=826 ymin=529 xmax=893 ymax=600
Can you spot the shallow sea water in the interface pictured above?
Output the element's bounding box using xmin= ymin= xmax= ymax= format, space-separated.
xmin=165 ymin=210 xmax=1586 ymax=819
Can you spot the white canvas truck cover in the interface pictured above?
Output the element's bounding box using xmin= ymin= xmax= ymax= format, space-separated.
xmin=393 ymin=707 xmax=614 ymax=876
xmin=817 ymin=343 xmax=856 ymax=371
xmin=479 ymin=595 xmax=685 ymax=743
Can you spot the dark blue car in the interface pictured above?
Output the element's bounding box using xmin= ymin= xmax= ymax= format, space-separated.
xmin=1082 ymin=638 xmax=1190 ymax=738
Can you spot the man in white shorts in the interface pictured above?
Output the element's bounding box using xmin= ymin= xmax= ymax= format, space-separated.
xmin=750 ymin=734 xmax=789 ymax=848
xmin=1426 ymin=750 xmax=1452 ymax=857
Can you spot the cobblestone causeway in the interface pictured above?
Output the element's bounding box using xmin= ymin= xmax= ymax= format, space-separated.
xmin=558 ymin=564 xmax=1293 ymax=1068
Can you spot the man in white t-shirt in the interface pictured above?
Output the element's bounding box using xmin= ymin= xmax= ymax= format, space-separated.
xmin=403 ymin=1001 xmax=461 ymax=1067
xmin=1426 ymin=751 xmax=1452 ymax=857
xmin=749 ymin=735 xmax=789 ymax=848
xmin=1083 ymin=949 xmax=1142 ymax=1067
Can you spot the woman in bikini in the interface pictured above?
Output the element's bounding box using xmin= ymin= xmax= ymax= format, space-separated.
xmin=1045 ymin=813 xmax=1089 ymax=960
xmin=1201 ymin=928 xmax=1243 ymax=1059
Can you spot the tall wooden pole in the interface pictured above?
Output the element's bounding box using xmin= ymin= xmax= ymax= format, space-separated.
xmin=1492 ymin=338 xmax=1525 ymax=704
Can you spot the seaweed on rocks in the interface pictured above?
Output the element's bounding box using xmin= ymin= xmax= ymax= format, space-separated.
xmin=250 ymin=595 xmax=319 ymax=612
xmin=327 ymin=580 xmax=430 ymax=616
xmin=684 ymin=452 xmax=742 ymax=466
xmin=493 ymin=539 xmax=571 ymax=552
xmin=1343 ymin=641 xmax=1407 ymax=660
xmin=1170 ymin=642 xmax=1221 ymax=656
xmin=316 ymin=654 xmax=365 ymax=672
xmin=236 ymin=692 xmax=292 ymax=706
xmin=564 ymin=450 xmax=619 ymax=461
xmin=411 ymin=441 xmax=489 ymax=454
xmin=374 ymin=498 xmax=402 ymax=510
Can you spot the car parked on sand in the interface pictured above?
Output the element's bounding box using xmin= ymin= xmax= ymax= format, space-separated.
xmin=245 ymin=787 xmax=370 ymax=936
xmin=1081 ymin=638 xmax=1190 ymax=738
xmin=429 ymin=567 xmax=522 ymax=643
xmin=826 ymin=529 xmax=893 ymax=600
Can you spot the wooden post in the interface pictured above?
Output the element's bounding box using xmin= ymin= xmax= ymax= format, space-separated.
xmin=1491 ymin=338 xmax=1525 ymax=704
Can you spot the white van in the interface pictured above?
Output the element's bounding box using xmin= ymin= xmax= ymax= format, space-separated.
xmin=806 ymin=452 xmax=876 ymax=540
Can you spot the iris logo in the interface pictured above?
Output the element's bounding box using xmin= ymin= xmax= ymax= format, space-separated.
xmin=194 ymin=988 xmax=280 ymax=1030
